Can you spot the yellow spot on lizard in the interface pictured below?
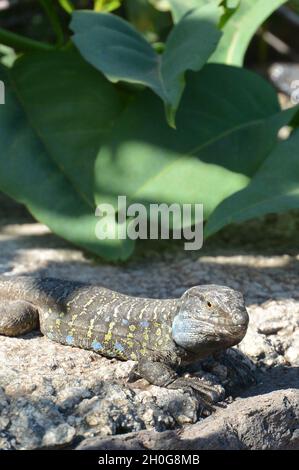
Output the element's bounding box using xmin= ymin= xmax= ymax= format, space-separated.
xmin=104 ymin=321 xmax=115 ymax=343
xmin=87 ymin=318 xmax=95 ymax=338
xmin=104 ymin=331 xmax=112 ymax=342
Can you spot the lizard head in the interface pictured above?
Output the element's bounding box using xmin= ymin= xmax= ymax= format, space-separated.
xmin=172 ymin=285 xmax=249 ymax=357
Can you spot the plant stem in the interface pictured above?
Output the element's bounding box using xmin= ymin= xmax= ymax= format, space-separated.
xmin=94 ymin=0 xmax=104 ymax=11
xmin=39 ymin=0 xmax=65 ymax=46
xmin=58 ymin=0 xmax=74 ymax=14
xmin=0 ymin=28 xmax=55 ymax=53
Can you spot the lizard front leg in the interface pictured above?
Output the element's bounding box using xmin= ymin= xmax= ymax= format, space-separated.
xmin=0 ymin=300 xmax=39 ymax=336
xmin=211 ymin=348 xmax=256 ymax=390
xmin=130 ymin=358 xmax=222 ymax=414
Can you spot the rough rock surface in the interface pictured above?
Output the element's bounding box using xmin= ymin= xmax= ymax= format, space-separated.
xmin=77 ymin=386 xmax=299 ymax=450
xmin=0 ymin=195 xmax=298 ymax=450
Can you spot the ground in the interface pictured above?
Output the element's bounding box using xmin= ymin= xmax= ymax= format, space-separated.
xmin=0 ymin=194 xmax=298 ymax=450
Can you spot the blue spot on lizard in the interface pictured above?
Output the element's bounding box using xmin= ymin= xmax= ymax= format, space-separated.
xmin=91 ymin=340 xmax=103 ymax=351
xmin=66 ymin=335 xmax=74 ymax=345
xmin=114 ymin=341 xmax=125 ymax=353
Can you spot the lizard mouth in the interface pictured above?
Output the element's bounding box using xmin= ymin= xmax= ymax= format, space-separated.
xmin=172 ymin=314 xmax=249 ymax=354
xmin=198 ymin=318 xmax=249 ymax=332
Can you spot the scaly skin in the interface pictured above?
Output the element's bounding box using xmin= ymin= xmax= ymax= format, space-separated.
xmin=0 ymin=276 xmax=249 ymax=410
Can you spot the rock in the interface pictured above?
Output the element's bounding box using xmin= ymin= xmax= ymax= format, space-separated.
xmin=77 ymin=388 xmax=299 ymax=450
xmin=137 ymin=386 xmax=200 ymax=427
xmin=7 ymin=398 xmax=67 ymax=450
xmin=42 ymin=424 xmax=76 ymax=448
xmin=238 ymin=324 xmax=282 ymax=366
xmin=285 ymin=331 xmax=299 ymax=365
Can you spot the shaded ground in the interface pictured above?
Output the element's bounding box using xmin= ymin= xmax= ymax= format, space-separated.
xmin=0 ymin=194 xmax=298 ymax=450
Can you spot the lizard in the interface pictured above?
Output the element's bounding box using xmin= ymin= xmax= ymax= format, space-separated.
xmin=0 ymin=276 xmax=249 ymax=410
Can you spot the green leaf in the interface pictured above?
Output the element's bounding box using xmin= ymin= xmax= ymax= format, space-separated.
xmin=219 ymin=0 xmax=240 ymax=29
xmin=95 ymin=64 xmax=295 ymax=223
xmin=10 ymin=50 xmax=123 ymax=206
xmin=71 ymin=5 xmax=222 ymax=126
xmin=168 ymin=0 xmax=222 ymax=23
xmin=205 ymin=128 xmax=299 ymax=236
xmin=210 ymin=0 xmax=288 ymax=66
xmin=226 ymin=0 xmax=240 ymax=8
xmin=0 ymin=55 xmax=134 ymax=260
xmin=167 ymin=0 xmax=240 ymax=26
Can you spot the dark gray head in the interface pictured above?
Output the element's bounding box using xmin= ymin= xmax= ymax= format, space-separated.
xmin=172 ymin=285 xmax=249 ymax=357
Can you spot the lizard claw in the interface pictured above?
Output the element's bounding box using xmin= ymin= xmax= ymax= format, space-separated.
xmin=219 ymin=349 xmax=257 ymax=390
xmin=167 ymin=376 xmax=224 ymax=416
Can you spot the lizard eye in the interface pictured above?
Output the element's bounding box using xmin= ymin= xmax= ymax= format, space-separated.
xmin=207 ymin=301 xmax=212 ymax=308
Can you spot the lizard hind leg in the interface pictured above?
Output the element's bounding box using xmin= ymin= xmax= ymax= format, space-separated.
xmin=0 ymin=300 xmax=39 ymax=337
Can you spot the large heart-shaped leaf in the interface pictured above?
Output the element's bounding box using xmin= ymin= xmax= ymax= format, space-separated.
xmin=205 ymin=128 xmax=299 ymax=236
xmin=95 ymin=64 xmax=296 ymax=222
xmin=71 ymin=5 xmax=222 ymax=126
xmin=210 ymin=0 xmax=288 ymax=66
xmin=0 ymin=54 xmax=134 ymax=260
xmin=9 ymin=50 xmax=124 ymax=206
